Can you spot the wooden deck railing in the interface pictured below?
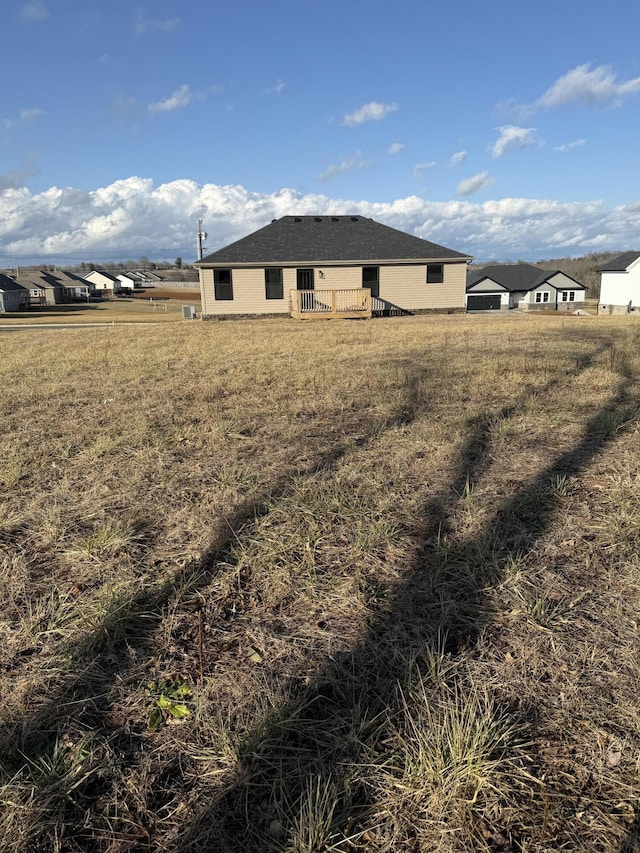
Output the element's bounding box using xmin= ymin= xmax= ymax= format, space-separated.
xmin=290 ymin=288 xmax=372 ymax=320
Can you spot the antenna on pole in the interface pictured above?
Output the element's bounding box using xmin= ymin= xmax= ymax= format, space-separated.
xmin=197 ymin=219 xmax=208 ymax=261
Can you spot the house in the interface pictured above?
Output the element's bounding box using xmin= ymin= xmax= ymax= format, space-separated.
xmin=14 ymin=273 xmax=64 ymax=306
xmin=132 ymin=269 xmax=162 ymax=283
xmin=598 ymin=252 xmax=640 ymax=315
xmin=39 ymin=270 xmax=93 ymax=301
xmin=0 ymin=274 xmax=29 ymax=312
xmin=117 ymin=272 xmax=146 ymax=290
xmin=466 ymin=263 xmax=586 ymax=312
xmin=195 ymin=215 xmax=472 ymax=318
xmin=13 ymin=275 xmax=52 ymax=306
xmin=84 ymin=269 xmax=121 ymax=296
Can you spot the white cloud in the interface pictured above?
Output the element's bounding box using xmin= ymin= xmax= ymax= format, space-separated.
xmin=538 ymin=64 xmax=640 ymax=109
xmin=20 ymin=108 xmax=45 ymax=121
xmin=133 ymin=13 xmax=181 ymax=34
xmin=456 ymin=172 xmax=494 ymax=196
xmin=492 ymin=125 xmax=541 ymax=158
xmin=264 ymin=81 xmax=286 ymax=95
xmin=450 ymin=150 xmax=467 ymax=166
xmin=387 ymin=142 xmax=405 ymax=155
xmin=149 ymin=85 xmax=193 ymax=114
xmin=413 ymin=162 xmax=436 ymax=178
xmin=343 ymin=101 xmax=398 ymax=126
xmin=500 ymin=64 xmax=640 ymax=118
xmin=1 ymin=177 xmax=640 ymax=262
xmin=554 ymin=139 xmax=586 ymax=153
xmin=318 ymin=152 xmax=373 ymax=182
xmin=20 ymin=1 xmax=48 ymax=21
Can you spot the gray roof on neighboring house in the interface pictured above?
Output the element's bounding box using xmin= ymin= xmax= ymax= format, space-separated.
xmin=196 ymin=215 xmax=472 ymax=265
xmin=598 ymin=252 xmax=640 ymax=272
xmin=467 ymin=263 xmax=585 ymax=292
xmin=0 ymin=273 xmax=30 ymax=293
xmin=14 ymin=274 xmax=56 ymax=291
xmin=39 ymin=270 xmax=88 ymax=286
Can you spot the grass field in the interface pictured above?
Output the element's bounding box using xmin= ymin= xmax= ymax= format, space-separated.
xmin=1 ymin=312 xmax=639 ymax=852
xmin=0 ymin=288 xmax=201 ymax=325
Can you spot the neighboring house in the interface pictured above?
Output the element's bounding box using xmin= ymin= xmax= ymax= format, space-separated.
xmin=117 ymin=272 xmax=145 ymax=290
xmin=0 ymin=274 xmax=29 ymax=312
xmin=132 ymin=269 xmax=162 ymax=283
xmin=466 ymin=263 xmax=586 ymax=312
xmin=195 ymin=215 xmax=472 ymax=318
xmin=39 ymin=270 xmax=93 ymax=301
xmin=15 ymin=273 xmax=66 ymax=305
xmin=84 ymin=269 xmax=121 ymax=295
xmin=13 ymin=276 xmax=51 ymax=306
xmin=598 ymin=252 xmax=640 ymax=315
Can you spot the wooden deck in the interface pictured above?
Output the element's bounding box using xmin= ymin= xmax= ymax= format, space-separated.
xmin=290 ymin=288 xmax=372 ymax=320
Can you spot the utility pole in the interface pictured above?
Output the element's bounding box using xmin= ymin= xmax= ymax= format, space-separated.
xmin=197 ymin=219 xmax=208 ymax=261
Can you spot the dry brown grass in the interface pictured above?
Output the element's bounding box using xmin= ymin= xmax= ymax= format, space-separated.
xmin=1 ymin=312 xmax=640 ymax=852
xmin=0 ymin=290 xmax=200 ymax=325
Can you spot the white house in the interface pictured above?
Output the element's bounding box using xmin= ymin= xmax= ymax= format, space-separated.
xmin=466 ymin=264 xmax=586 ymax=312
xmin=598 ymin=252 xmax=640 ymax=315
xmin=117 ymin=272 xmax=146 ymax=291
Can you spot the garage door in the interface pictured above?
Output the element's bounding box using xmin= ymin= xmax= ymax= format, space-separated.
xmin=467 ymin=294 xmax=501 ymax=311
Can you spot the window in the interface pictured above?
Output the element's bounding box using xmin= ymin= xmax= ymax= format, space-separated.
xmin=214 ymin=269 xmax=233 ymax=300
xmin=426 ymin=264 xmax=444 ymax=283
xmin=535 ymin=291 xmax=550 ymax=303
xmin=264 ymin=268 xmax=283 ymax=300
xmin=561 ymin=291 xmax=576 ymax=302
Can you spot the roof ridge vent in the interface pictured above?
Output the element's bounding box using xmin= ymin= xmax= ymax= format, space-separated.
xmin=350 ymin=216 xmax=358 ymax=222
xmin=314 ymin=216 xmax=322 ymax=222
xmin=294 ymin=217 xmax=302 ymax=222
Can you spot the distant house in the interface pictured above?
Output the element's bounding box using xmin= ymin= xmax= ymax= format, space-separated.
xmin=39 ymin=270 xmax=92 ymax=301
xmin=84 ymin=269 xmax=121 ymax=296
xmin=0 ymin=274 xmax=29 ymax=312
xmin=13 ymin=275 xmax=55 ymax=306
xmin=132 ymin=270 xmax=162 ymax=283
xmin=195 ymin=215 xmax=472 ymax=318
xmin=598 ymin=252 xmax=640 ymax=315
xmin=117 ymin=272 xmax=146 ymax=291
xmin=466 ymin=264 xmax=586 ymax=312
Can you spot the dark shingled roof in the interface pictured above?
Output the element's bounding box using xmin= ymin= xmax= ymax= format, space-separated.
xmin=467 ymin=263 xmax=549 ymax=292
xmin=196 ymin=216 xmax=472 ymax=265
xmin=467 ymin=263 xmax=585 ymax=293
xmin=598 ymin=252 xmax=640 ymax=272
xmin=38 ymin=270 xmax=88 ymax=286
xmin=0 ymin=273 xmax=29 ymax=293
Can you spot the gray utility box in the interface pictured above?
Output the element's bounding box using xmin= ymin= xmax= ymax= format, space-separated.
xmin=182 ymin=305 xmax=197 ymax=320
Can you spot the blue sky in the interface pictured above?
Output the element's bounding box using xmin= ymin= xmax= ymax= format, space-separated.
xmin=2 ymin=0 xmax=640 ymax=263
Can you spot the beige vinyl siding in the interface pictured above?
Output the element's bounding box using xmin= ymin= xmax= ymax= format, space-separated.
xmin=311 ymin=266 xmax=362 ymax=290
xmin=201 ymin=265 xmax=366 ymax=315
xmin=380 ymin=262 xmax=466 ymax=310
xmin=200 ymin=260 xmax=468 ymax=314
xmin=200 ymin=267 xmax=287 ymax=315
